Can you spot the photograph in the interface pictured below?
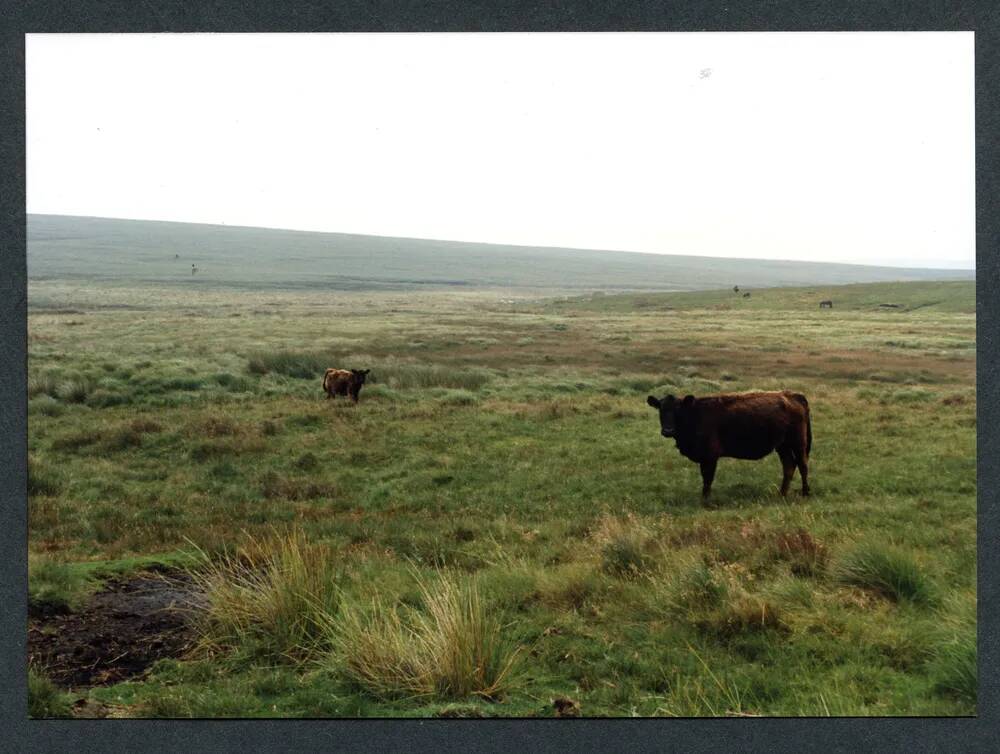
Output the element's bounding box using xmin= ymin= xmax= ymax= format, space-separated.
xmin=24 ymin=31 xmax=976 ymax=718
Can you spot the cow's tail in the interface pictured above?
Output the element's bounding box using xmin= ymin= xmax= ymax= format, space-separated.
xmin=790 ymin=392 xmax=812 ymax=457
xmin=322 ymin=369 xmax=333 ymax=394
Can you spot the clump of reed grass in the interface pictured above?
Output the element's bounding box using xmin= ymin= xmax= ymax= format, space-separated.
xmin=188 ymin=529 xmax=344 ymax=663
xmin=329 ymin=570 xmax=521 ymax=701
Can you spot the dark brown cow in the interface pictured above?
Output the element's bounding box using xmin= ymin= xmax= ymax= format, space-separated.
xmin=322 ymin=368 xmax=370 ymax=403
xmin=646 ymin=390 xmax=811 ymax=501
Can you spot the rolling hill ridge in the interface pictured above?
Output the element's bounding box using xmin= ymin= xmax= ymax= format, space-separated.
xmin=27 ymin=214 xmax=974 ymax=293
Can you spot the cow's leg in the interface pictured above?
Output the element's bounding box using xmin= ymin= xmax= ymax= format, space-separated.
xmin=699 ymin=458 xmax=717 ymax=501
xmin=795 ymin=423 xmax=810 ymax=496
xmin=777 ymin=446 xmax=796 ymax=497
xmin=797 ymin=457 xmax=810 ymax=496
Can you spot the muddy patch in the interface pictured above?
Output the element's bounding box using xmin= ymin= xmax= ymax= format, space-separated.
xmin=29 ymin=570 xmax=203 ymax=689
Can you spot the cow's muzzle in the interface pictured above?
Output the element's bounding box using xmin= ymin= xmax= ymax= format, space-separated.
xmin=660 ymin=429 xmax=675 ymax=439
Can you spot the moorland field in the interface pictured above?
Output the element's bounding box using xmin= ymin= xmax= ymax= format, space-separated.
xmin=25 ymin=220 xmax=976 ymax=718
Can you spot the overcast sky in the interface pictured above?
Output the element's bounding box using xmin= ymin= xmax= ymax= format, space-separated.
xmin=26 ymin=32 xmax=974 ymax=269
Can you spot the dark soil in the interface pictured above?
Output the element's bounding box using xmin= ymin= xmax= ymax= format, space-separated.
xmin=28 ymin=570 xmax=202 ymax=689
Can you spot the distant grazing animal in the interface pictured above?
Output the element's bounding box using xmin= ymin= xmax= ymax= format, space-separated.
xmin=819 ymin=300 xmax=833 ymax=309
xmin=322 ymin=368 xmax=370 ymax=403
xmin=733 ymin=285 xmax=740 ymax=293
xmin=646 ymin=390 xmax=811 ymax=501
xmin=743 ymin=292 xmax=751 ymax=298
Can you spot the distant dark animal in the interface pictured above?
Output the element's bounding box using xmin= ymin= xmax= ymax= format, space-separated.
xmin=743 ymin=292 xmax=751 ymax=298
xmin=819 ymin=300 xmax=833 ymax=309
xmin=322 ymin=368 xmax=370 ymax=403
xmin=646 ymin=390 xmax=811 ymax=501
xmin=191 ymin=264 xmax=198 ymax=275
xmin=733 ymin=285 xmax=740 ymax=293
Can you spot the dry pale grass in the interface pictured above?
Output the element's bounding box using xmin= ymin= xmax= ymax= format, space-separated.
xmin=330 ymin=570 xmax=521 ymax=701
xmin=188 ymin=529 xmax=343 ymax=663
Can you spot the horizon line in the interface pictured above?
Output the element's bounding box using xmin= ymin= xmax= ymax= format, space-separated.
xmin=27 ymin=212 xmax=977 ymax=273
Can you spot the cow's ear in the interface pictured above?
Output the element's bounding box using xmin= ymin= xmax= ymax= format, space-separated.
xmin=646 ymin=395 xmax=661 ymax=409
xmin=682 ymin=395 xmax=695 ymax=406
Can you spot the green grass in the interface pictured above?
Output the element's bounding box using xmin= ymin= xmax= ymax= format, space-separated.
xmin=26 ymin=278 xmax=976 ymax=717
xmin=833 ymin=544 xmax=935 ymax=605
xmin=28 ymin=669 xmax=74 ymax=718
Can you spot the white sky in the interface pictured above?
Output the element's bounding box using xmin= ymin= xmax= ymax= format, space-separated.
xmin=26 ymin=32 xmax=974 ymax=269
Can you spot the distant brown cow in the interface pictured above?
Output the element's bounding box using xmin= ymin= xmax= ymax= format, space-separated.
xmin=646 ymin=390 xmax=811 ymax=501
xmin=819 ymin=300 xmax=833 ymax=309
xmin=322 ymin=368 xmax=370 ymax=403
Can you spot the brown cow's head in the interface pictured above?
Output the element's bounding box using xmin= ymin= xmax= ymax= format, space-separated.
xmin=350 ymin=369 xmax=370 ymax=387
xmin=646 ymin=394 xmax=695 ymax=438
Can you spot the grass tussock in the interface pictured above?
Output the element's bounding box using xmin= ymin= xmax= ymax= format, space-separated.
xmin=28 ymin=394 xmax=66 ymax=417
xmin=28 ymin=668 xmax=73 ymax=718
xmin=772 ymin=528 xmax=829 ymax=577
xmin=247 ymin=350 xmax=331 ymax=378
xmin=188 ymin=434 xmax=267 ymax=462
xmin=927 ymin=595 xmax=977 ymax=703
xmin=55 ymin=377 xmax=95 ymax=404
xmin=28 ymin=372 xmax=61 ymax=399
xmin=536 ymin=562 xmax=605 ymax=611
xmin=331 ymin=571 xmax=521 ymax=701
xmin=593 ymin=514 xmax=656 ymax=579
xmin=51 ymin=429 xmax=103 ymax=452
xmin=189 ymin=415 xmax=243 ymax=438
xmin=667 ymin=520 xmax=829 ymax=577
xmin=245 ymin=350 xmax=491 ymax=392
xmin=29 ymin=555 xmax=94 ymax=613
xmin=259 ymin=471 xmax=338 ymax=501
xmin=214 ymin=372 xmax=255 ymax=392
xmin=929 ymin=630 xmax=977 ymax=703
xmin=833 ymin=543 xmax=935 ymax=605
xmin=189 ymin=530 xmax=344 ymax=663
xmin=372 ymin=362 xmax=491 ymax=391
xmin=27 ymin=455 xmax=61 ymax=497
xmin=662 ymin=557 xmax=787 ymax=639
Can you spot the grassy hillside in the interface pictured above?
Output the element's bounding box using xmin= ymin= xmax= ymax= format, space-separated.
xmin=28 ymin=214 xmax=973 ymax=293
xmin=26 ymin=279 xmax=976 ymax=717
